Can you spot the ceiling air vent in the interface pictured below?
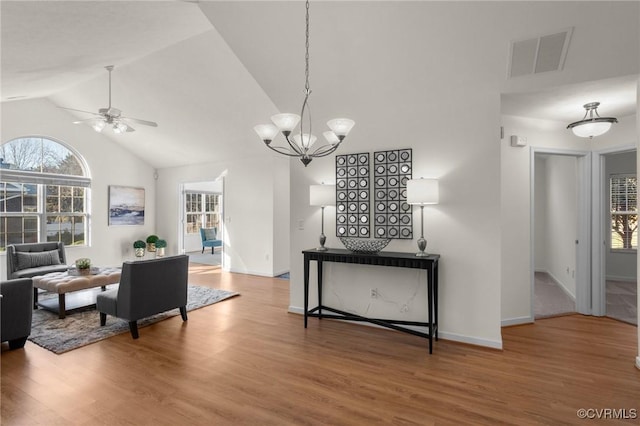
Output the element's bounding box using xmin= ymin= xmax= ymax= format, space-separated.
xmin=508 ymin=28 xmax=573 ymax=78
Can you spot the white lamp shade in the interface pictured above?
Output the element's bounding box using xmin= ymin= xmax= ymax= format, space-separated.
xmin=310 ymin=184 xmax=336 ymax=207
xmin=271 ymin=113 xmax=301 ymax=132
xmin=113 ymin=122 xmax=129 ymax=134
xmin=254 ymin=124 xmax=279 ymax=141
xmin=323 ymin=131 xmax=340 ymax=145
xmin=91 ymin=119 xmax=106 ymax=132
xmin=570 ymin=121 xmax=612 ymax=138
xmin=293 ymin=133 xmax=317 ymax=149
xmin=407 ymin=178 xmax=439 ymax=205
xmin=327 ymin=118 xmax=355 ymax=137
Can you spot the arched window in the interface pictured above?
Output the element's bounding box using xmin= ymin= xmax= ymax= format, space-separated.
xmin=0 ymin=136 xmax=91 ymax=250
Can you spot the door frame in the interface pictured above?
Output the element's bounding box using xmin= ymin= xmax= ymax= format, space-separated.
xmin=591 ymin=144 xmax=636 ymax=316
xmin=530 ymin=147 xmax=591 ymax=318
xmin=177 ymin=178 xmax=225 ymax=268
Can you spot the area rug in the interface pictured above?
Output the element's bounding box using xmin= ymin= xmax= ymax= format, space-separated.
xmin=28 ymin=285 xmax=239 ymax=354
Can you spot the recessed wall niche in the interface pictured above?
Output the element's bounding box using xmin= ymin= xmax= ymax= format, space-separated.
xmin=335 ymin=153 xmax=370 ymax=238
xmin=373 ymin=149 xmax=412 ymax=239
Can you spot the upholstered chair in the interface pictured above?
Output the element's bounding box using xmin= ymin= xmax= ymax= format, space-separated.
xmin=96 ymin=255 xmax=189 ymax=339
xmin=1 ymin=278 xmax=33 ymax=349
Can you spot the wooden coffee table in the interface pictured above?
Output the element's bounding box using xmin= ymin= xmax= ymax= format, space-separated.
xmin=32 ymin=267 xmax=121 ymax=318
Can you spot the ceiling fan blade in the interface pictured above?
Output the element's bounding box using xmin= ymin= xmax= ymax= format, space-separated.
xmin=121 ymin=116 xmax=158 ymax=127
xmin=59 ymin=106 xmax=102 ymax=116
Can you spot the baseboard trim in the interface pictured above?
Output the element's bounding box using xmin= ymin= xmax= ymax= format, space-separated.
xmin=287 ymin=306 xmax=503 ymax=350
xmin=545 ymin=271 xmax=576 ymax=301
xmin=228 ymin=267 xmax=276 ymax=278
xmin=288 ymin=306 xmax=304 ymax=315
xmin=605 ymin=275 xmax=637 ymax=283
xmin=501 ymin=316 xmax=534 ymax=327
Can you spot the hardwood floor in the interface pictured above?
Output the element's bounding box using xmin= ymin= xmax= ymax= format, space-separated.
xmin=2 ymin=263 xmax=639 ymax=425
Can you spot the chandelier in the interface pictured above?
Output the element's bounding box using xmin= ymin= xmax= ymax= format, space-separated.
xmin=567 ymin=102 xmax=618 ymax=139
xmin=253 ymin=0 xmax=355 ymax=166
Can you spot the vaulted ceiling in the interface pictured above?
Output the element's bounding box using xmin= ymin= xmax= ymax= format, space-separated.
xmin=2 ymin=1 xmax=637 ymax=169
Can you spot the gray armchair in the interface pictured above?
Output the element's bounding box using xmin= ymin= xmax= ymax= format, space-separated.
xmin=96 ymin=255 xmax=189 ymax=339
xmin=1 ymin=278 xmax=33 ymax=349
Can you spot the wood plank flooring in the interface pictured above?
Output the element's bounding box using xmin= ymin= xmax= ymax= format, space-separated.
xmin=2 ymin=264 xmax=639 ymax=425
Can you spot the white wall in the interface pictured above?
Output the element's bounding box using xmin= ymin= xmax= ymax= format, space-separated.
xmin=1 ymin=98 xmax=157 ymax=279
xmin=288 ymin=88 xmax=504 ymax=350
xmin=155 ymin=155 xmax=290 ymax=277
xmin=542 ymin=155 xmax=578 ymax=297
xmin=534 ymin=156 xmax=548 ymax=271
xmin=604 ymin=151 xmax=637 ymax=281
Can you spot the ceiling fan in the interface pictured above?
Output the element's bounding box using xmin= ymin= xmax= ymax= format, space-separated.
xmin=60 ymin=65 xmax=158 ymax=134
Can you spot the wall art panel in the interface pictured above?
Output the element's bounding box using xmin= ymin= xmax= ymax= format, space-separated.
xmin=373 ymin=149 xmax=412 ymax=239
xmin=335 ymin=153 xmax=370 ymax=237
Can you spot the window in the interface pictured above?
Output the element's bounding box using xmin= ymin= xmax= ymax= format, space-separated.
xmin=185 ymin=192 xmax=221 ymax=234
xmin=610 ymin=174 xmax=637 ymax=250
xmin=0 ymin=137 xmax=90 ymax=250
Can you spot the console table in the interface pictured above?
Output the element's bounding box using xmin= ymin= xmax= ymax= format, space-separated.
xmin=302 ymin=248 xmax=440 ymax=354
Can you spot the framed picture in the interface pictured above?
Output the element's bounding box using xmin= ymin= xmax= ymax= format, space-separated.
xmin=108 ymin=185 xmax=145 ymax=226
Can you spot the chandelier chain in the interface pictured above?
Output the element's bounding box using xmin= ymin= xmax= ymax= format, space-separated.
xmin=304 ymin=0 xmax=310 ymax=94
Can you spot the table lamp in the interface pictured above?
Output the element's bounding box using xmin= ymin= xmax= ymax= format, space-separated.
xmin=309 ymin=184 xmax=335 ymax=251
xmin=406 ymin=178 xmax=439 ymax=257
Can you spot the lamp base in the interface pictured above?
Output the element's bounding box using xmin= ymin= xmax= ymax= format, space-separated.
xmin=317 ymin=233 xmax=327 ymax=251
xmin=415 ymin=237 xmax=428 ymax=257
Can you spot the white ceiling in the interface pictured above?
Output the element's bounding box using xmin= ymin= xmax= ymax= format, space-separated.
xmin=1 ymin=1 xmax=637 ymax=169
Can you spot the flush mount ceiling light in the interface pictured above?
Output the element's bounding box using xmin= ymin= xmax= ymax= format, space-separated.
xmin=253 ymin=0 xmax=355 ymax=167
xmin=567 ymin=102 xmax=618 ymax=139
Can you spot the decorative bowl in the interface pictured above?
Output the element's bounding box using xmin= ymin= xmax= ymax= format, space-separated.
xmin=339 ymin=237 xmax=391 ymax=253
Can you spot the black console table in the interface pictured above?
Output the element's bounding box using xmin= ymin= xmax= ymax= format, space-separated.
xmin=302 ymin=248 xmax=440 ymax=354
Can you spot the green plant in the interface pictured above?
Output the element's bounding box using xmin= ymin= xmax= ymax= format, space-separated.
xmin=155 ymin=239 xmax=167 ymax=248
xmin=75 ymin=258 xmax=91 ymax=269
xmin=133 ymin=240 xmax=146 ymax=249
xmin=146 ymin=235 xmax=159 ymax=244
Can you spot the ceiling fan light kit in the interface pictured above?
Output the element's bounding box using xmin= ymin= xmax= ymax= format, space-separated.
xmin=253 ymin=0 xmax=354 ymax=167
xmin=567 ymin=101 xmax=617 ymax=139
xmin=61 ymin=65 xmax=158 ymax=134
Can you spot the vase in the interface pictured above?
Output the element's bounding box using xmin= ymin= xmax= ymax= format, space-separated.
xmin=135 ymin=248 xmax=145 ymax=257
xmin=78 ymin=268 xmax=90 ymax=275
xmin=147 ymin=243 xmax=156 ymax=252
xmin=156 ymin=247 xmax=165 ymax=257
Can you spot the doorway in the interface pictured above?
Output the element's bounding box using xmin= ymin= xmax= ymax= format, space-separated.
xmin=179 ymin=179 xmax=224 ymax=268
xmin=598 ymin=149 xmax=638 ymax=325
xmin=531 ymin=149 xmax=591 ymax=320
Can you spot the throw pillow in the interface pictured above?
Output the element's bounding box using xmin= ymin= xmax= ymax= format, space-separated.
xmin=16 ymin=250 xmax=62 ymax=270
xmin=204 ymin=228 xmax=217 ymax=240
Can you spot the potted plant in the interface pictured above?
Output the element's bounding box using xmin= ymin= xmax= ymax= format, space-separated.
xmin=75 ymin=258 xmax=91 ymax=275
xmin=146 ymin=235 xmax=159 ymax=252
xmin=155 ymin=239 xmax=167 ymax=257
xmin=133 ymin=240 xmax=146 ymax=257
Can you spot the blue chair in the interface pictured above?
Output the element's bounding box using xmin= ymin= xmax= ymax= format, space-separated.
xmin=200 ymin=228 xmax=222 ymax=254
